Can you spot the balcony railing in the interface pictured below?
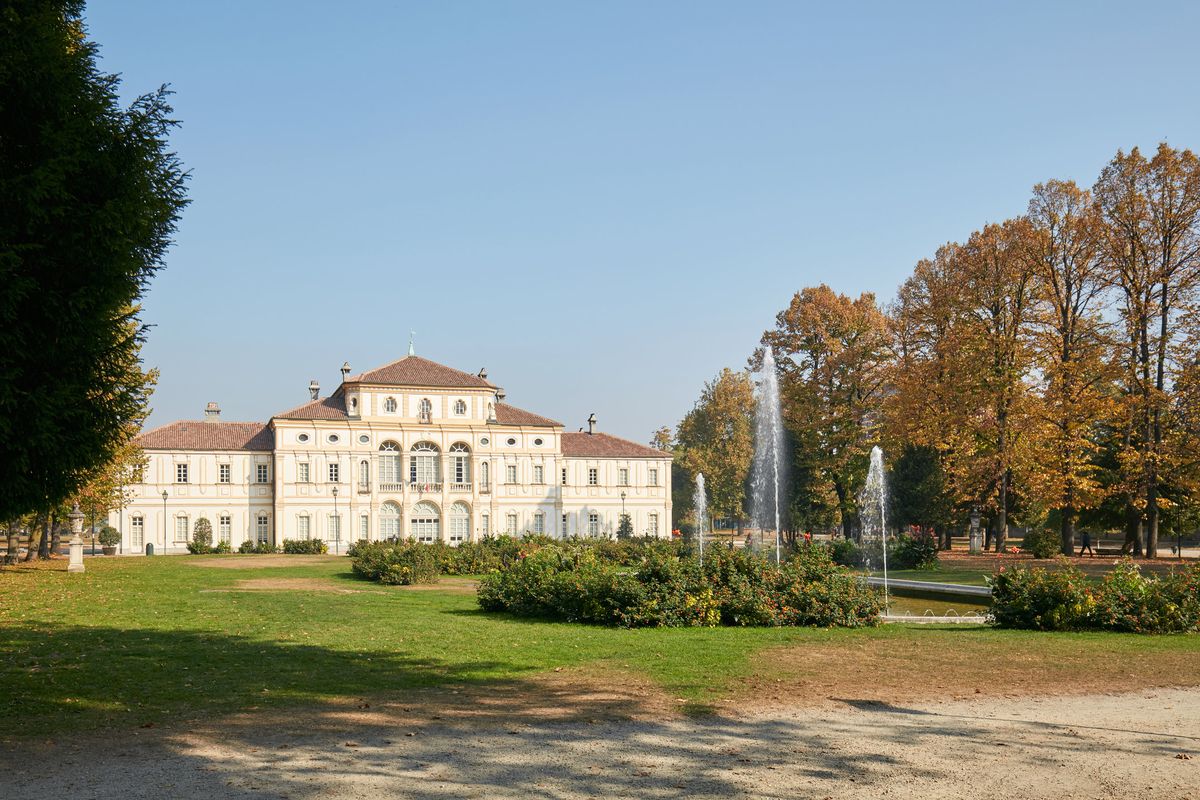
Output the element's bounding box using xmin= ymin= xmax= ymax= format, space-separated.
xmin=410 ymin=482 xmax=442 ymax=494
xmin=449 ymin=482 xmax=472 ymax=492
xmin=378 ymin=482 xmax=405 ymax=493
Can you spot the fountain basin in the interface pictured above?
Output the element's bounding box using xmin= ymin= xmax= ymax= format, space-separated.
xmin=865 ymin=576 xmax=991 ymax=599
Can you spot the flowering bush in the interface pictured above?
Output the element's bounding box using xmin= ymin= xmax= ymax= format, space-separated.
xmin=889 ymin=532 xmax=939 ymax=569
xmin=476 ymin=539 xmax=882 ymax=628
xmin=989 ymin=561 xmax=1200 ymax=633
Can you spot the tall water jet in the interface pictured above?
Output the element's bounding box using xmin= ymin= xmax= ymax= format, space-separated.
xmin=859 ymin=445 xmax=889 ymax=611
xmin=751 ymin=345 xmax=787 ymax=563
xmin=693 ymin=473 xmax=708 ymax=566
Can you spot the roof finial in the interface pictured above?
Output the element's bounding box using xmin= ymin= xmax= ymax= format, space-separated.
xmin=408 ymin=331 xmax=416 ymax=356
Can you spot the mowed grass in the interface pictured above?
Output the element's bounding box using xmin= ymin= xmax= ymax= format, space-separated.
xmin=1 ymin=555 xmax=1198 ymax=739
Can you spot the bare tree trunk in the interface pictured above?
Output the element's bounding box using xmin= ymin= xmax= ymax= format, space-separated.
xmin=3 ymin=519 xmax=20 ymax=565
xmin=994 ymin=472 xmax=1009 ymax=552
xmin=49 ymin=516 xmax=64 ymax=556
xmin=37 ymin=512 xmax=53 ymax=559
xmin=1060 ymin=507 xmax=1076 ymax=556
xmin=1120 ymin=506 xmax=1143 ymax=557
xmin=984 ymin=518 xmax=994 ymax=551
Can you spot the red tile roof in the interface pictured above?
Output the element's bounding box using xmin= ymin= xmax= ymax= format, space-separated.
xmin=273 ymin=393 xmax=350 ymax=420
xmin=347 ymin=356 xmax=495 ymax=388
xmin=561 ymin=432 xmax=666 ymax=459
xmin=135 ymin=421 xmax=274 ymax=451
xmin=493 ymin=403 xmax=561 ymax=427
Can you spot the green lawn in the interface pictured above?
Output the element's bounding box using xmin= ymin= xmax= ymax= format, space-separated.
xmin=2 ymin=555 xmax=1197 ymax=739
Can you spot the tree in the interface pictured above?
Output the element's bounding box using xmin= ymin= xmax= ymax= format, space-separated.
xmin=675 ymin=369 xmax=755 ymax=531
xmin=1024 ymin=180 xmax=1115 ymax=554
xmin=1094 ymin=145 xmax=1200 ymax=557
xmin=889 ymin=444 xmax=955 ymax=548
xmin=761 ymin=285 xmax=890 ymax=539
xmin=0 ymin=1 xmax=188 ymax=521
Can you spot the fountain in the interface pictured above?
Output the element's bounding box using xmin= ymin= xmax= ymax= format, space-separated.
xmin=693 ymin=473 xmax=708 ymax=567
xmin=751 ymin=345 xmax=786 ymax=563
xmin=859 ymin=445 xmax=889 ymax=611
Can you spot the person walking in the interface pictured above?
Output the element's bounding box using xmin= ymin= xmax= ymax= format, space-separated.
xmin=1078 ymin=531 xmax=1095 ymax=557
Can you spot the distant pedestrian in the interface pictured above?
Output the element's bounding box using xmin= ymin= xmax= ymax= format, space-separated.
xmin=1079 ymin=531 xmax=1094 ymax=557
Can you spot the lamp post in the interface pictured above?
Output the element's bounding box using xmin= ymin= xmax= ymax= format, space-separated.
xmin=620 ymin=491 xmax=627 ymax=539
xmin=67 ymin=503 xmax=85 ymax=573
xmin=332 ymin=485 xmax=340 ymax=555
xmin=161 ymin=489 xmax=169 ymax=556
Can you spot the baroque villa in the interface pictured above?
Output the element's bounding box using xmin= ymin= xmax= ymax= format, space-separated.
xmin=110 ymin=355 xmax=672 ymax=553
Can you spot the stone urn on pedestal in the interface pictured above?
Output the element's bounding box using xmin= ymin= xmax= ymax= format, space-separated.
xmin=67 ymin=503 xmax=85 ymax=573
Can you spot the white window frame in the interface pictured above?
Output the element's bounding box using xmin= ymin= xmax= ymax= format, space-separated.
xmin=176 ymin=463 xmax=188 ymax=484
xmin=409 ymin=442 xmax=440 ymax=485
xmin=297 ymin=515 xmax=310 ymax=540
xmin=410 ymin=501 xmax=439 ymax=543
xmin=218 ymin=514 xmax=231 ymax=543
xmin=297 ymin=462 xmax=310 ymax=483
xmin=561 ymin=513 xmax=568 ymax=536
xmin=256 ymin=513 xmax=270 ymax=543
xmin=257 ymin=463 xmax=269 ymax=484
xmin=618 ymin=468 xmax=629 ymax=486
xmin=533 ymin=465 xmax=544 ymax=484
xmin=328 ymin=514 xmax=341 ymax=543
xmin=649 ymin=513 xmax=659 ymax=537
xmin=175 ymin=516 xmax=189 ymax=541
xmin=587 ymin=513 xmax=599 ymax=537
xmin=131 ymin=516 xmax=144 ymax=548
xmin=506 ymin=464 xmax=518 ymax=484
xmin=481 ymin=511 xmax=490 ymax=535
xmin=380 ymin=502 xmax=401 ymax=540
xmin=219 ymin=463 xmax=231 ymax=484
xmin=587 ymin=468 xmax=598 ymax=486
xmin=328 ymin=462 xmax=340 ymax=483
xmin=384 ymin=396 xmax=397 ymax=413
xmin=454 ymin=399 xmax=467 ymax=416
xmin=449 ymin=503 xmax=469 ymax=543
xmin=532 ymin=512 xmax=545 ymax=535
xmin=561 ymin=467 xmax=568 ymax=486
xmin=506 ymin=512 xmax=519 ymax=535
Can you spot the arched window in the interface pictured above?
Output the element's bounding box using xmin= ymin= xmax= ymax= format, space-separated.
xmin=380 ymin=501 xmax=401 ymax=540
xmin=409 ymin=442 xmax=440 ymax=485
xmin=454 ymin=399 xmax=467 ymax=416
xmin=384 ymin=397 xmax=397 ymax=413
xmin=449 ymin=442 xmax=471 ymax=485
xmin=410 ymin=501 xmax=440 ymax=543
xmin=378 ymin=441 xmax=401 ymax=485
xmin=359 ymin=459 xmax=369 ymax=490
xmin=418 ymin=397 xmax=432 ymax=422
xmin=449 ymin=502 xmax=470 ymax=544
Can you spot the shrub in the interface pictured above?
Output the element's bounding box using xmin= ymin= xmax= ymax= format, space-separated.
xmin=477 ymin=538 xmax=881 ymax=629
xmin=989 ymin=561 xmax=1200 ymax=633
xmin=889 ymin=532 xmax=939 ymax=570
xmin=988 ymin=562 xmax=1094 ymax=630
xmin=1021 ymin=528 xmax=1061 ymax=559
xmin=97 ymin=525 xmax=121 ymax=548
xmin=238 ymin=539 xmax=277 ymax=554
xmin=282 ymin=538 xmax=329 ymax=554
xmin=188 ymin=518 xmax=213 ymax=554
xmin=827 ymin=537 xmax=864 ymax=568
xmin=350 ymin=541 xmax=440 ymax=585
xmin=213 ymin=540 xmax=232 ymax=554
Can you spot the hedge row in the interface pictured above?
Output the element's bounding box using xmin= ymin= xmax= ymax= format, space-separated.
xmin=476 ymin=540 xmax=882 ymax=628
xmin=827 ymin=533 xmax=939 ymax=570
xmin=989 ymin=561 xmax=1200 ymax=633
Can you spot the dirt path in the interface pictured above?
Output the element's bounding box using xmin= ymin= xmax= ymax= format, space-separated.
xmin=4 ymin=687 xmax=1195 ymax=799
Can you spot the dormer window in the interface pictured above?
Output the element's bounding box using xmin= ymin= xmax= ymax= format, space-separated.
xmin=418 ymin=398 xmax=432 ymax=423
xmin=454 ymin=399 xmax=466 ymax=416
xmin=384 ymin=397 xmax=397 ymax=413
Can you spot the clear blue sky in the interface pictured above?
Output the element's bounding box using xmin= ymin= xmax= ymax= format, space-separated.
xmin=86 ymin=1 xmax=1200 ymax=441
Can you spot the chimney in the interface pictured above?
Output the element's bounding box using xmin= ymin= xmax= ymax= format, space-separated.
xmin=204 ymin=402 xmax=221 ymax=422
xmin=340 ymin=361 xmax=351 ymax=381
xmin=587 ymin=413 xmax=597 ymax=435
xmin=308 ymin=380 xmax=320 ymax=401
xmin=478 ymin=367 xmax=488 ymax=380
xmin=496 ymin=388 xmax=506 ymax=402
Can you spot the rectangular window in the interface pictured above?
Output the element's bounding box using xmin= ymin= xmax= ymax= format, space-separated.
xmin=506 ymin=465 xmax=518 ymax=484
xmin=257 ymin=464 xmax=269 ymax=483
xmin=175 ymin=516 xmax=188 ymax=541
xmin=328 ymin=462 xmax=339 ymax=483
xmin=618 ymin=468 xmax=629 ymax=486
xmin=648 ymin=468 xmax=658 ymax=486
xmin=219 ymin=463 xmax=231 ymax=484
xmin=131 ymin=517 xmax=144 ymax=548
xmin=360 ymin=515 xmax=369 ymax=541
xmin=175 ymin=463 xmax=188 ymax=483
xmin=562 ymin=513 xmax=568 ymax=536
xmin=649 ymin=513 xmax=659 ymax=537
xmin=506 ymin=513 xmax=518 ymax=535
xmin=328 ymin=514 xmax=341 ymax=542
xmin=298 ymin=462 xmax=310 ymax=483
xmin=218 ymin=515 xmax=231 ymax=543
xmin=587 ymin=468 xmax=598 ymax=486
xmin=256 ymin=514 xmax=269 ymax=543
xmin=587 ymin=513 xmax=599 ymax=537
xmin=533 ymin=512 xmax=545 ymax=534
xmin=533 ymin=465 xmax=544 ymax=484
xmin=561 ymin=467 xmax=568 ymax=486
xmin=297 ymin=516 xmax=310 ymax=540
xmin=481 ymin=512 xmax=490 ymax=534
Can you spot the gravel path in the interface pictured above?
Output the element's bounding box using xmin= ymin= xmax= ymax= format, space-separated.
xmin=4 ymin=688 xmax=1196 ymax=799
